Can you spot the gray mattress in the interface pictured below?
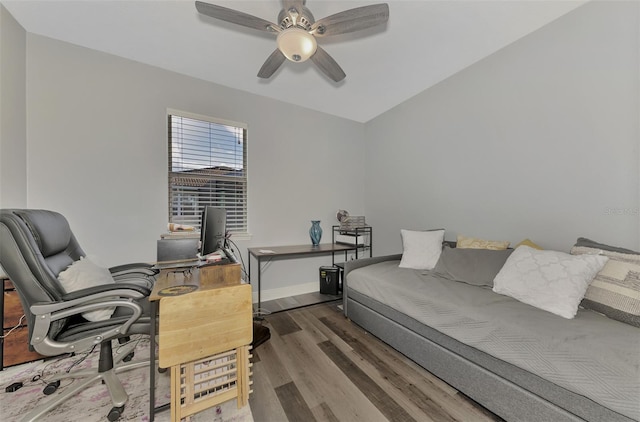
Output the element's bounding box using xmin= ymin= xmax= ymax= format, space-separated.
xmin=347 ymin=260 xmax=640 ymax=421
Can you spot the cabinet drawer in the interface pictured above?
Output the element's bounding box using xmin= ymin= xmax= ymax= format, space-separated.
xmin=4 ymin=290 xmax=26 ymax=329
xmin=2 ymin=326 xmax=45 ymax=367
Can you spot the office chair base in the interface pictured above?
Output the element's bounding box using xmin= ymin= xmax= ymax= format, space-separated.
xmin=107 ymin=405 xmax=125 ymax=422
xmin=20 ymin=359 xmax=149 ymax=422
xmin=43 ymin=380 xmax=61 ymax=395
xmin=37 ymin=340 xmax=139 ymax=387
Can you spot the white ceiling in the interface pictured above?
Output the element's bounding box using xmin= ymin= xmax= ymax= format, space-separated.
xmin=3 ymin=0 xmax=586 ymax=122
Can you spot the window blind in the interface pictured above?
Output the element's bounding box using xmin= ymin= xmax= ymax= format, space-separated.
xmin=168 ymin=112 xmax=248 ymax=233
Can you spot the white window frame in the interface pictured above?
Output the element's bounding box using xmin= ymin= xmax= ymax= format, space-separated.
xmin=167 ymin=109 xmax=249 ymax=239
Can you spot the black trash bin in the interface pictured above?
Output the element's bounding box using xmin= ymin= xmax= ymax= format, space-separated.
xmin=319 ymin=266 xmax=340 ymax=295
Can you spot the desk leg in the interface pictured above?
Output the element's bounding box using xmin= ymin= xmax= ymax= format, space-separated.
xmin=149 ymin=300 xmax=157 ymax=421
xmin=248 ymin=255 xmax=252 ymax=311
xmin=149 ymin=301 xmax=170 ymax=419
xmin=249 ymin=255 xmax=262 ymax=317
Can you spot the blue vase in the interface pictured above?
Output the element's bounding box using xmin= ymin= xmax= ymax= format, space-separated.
xmin=309 ymin=220 xmax=322 ymax=246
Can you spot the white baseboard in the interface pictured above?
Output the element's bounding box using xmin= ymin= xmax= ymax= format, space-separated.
xmin=252 ymin=281 xmax=318 ymax=304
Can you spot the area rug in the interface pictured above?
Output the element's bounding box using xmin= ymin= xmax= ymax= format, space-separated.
xmin=0 ymin=336 xmax=254 ymax=422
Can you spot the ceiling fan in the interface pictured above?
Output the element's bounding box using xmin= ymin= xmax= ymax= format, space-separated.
xmin=195 ymin=0 xmax=389 ymax=82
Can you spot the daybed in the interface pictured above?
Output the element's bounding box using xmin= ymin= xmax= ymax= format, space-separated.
xmin=343 ymin=234 xmax=640 ymax=422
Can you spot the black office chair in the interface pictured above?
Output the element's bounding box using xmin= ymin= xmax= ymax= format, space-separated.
xmin=0 ymin=209 xmax=157 ymax=421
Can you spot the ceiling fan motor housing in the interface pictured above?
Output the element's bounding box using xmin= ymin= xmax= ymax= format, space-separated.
xmin=278 ymin=6 xmax=315 ymax=30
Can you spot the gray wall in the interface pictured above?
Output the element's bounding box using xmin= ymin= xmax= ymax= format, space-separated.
xmin=22 ymin=34 xmax=365 ymax=300
xmin=365 ymin=0 xmax=640 ymax=254
xmin=0 ymin=4 xmax=27 ymax=209
xmin=3 ymin=1 xmax=639 ymax=299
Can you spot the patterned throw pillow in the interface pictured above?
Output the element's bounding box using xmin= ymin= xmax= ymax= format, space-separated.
xmin=571 ymin=244 xmax=640 ymax=327
xmin=493 ymin=246 xmax=608 ymax=319
xmin=457 ymin=234 xmax=510 ymax=250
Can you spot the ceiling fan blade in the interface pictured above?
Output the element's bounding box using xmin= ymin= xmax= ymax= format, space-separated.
xmin=311 ymin=3 xmax=389 ymax=37
xmin=195 ymin=1 xmax=280 ymax=33
xmin=310 ymin=46 xmax=346 ymax=82
xmin=257 ymin=49 xmax=286 ymax=79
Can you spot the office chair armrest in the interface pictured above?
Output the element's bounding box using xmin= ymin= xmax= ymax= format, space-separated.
xmin=60 ymin=282 xmax=151 ymax=302
xmin=109 ymin=263 xmax=158 ymax=277
xmin=113 ymin=274 xmax=155 ymax=290
xmin=34 ymin=287 xmax=147 ymax=317
xmin=30 ymin=289 xmax=147 ymax=354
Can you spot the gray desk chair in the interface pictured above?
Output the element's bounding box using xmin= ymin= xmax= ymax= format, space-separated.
xmin=0 ymin=209 xmax=157 ymax=421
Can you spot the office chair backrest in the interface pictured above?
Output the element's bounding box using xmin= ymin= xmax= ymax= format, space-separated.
xmin=0 ymin=209 xmax=86 ymax=340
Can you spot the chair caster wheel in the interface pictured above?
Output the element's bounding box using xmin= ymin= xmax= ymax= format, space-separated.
xmin=107 ymin=405 xmax=124 ymax=421
xmin=43 ymin=380 xmax=60 ymax=395
xmin=122 ymin=352 xmax=135 ymax=362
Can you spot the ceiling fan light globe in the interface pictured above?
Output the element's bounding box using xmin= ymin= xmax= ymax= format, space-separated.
xmin=277 ymin=28 xmax=317 ymax=62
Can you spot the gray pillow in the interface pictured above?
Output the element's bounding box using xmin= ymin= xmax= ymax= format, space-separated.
xmin=434 ymin=246 xmax=513 ymax=287
xmin=574 ymin=237 xmax=639 ymax=255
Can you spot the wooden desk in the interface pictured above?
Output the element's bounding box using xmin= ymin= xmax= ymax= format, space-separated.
xmin=247 ymin=243 xmax=361 ymax=311
xmin=149 ymin=264 xmax=243 ymax=302
xmin=148 ymin=264 xmax=252 ymax=421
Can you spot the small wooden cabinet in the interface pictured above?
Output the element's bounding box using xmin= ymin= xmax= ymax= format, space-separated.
xmin=2 ymin=278 xmax=46 ymax=369
xmin=153 ymin=263 xmax=253 ymax=420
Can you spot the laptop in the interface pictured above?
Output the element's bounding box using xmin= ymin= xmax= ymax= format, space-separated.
xmin=153 ymin=239 xmax=200 ymax=270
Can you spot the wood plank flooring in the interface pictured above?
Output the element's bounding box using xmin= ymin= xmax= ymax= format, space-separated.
xmin=257 ymin=291 xmax=342 ymax=315
xmin=248 ymin=302 xmax=503 ymax=422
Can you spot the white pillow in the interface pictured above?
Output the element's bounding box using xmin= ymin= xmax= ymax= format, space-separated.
xmin=493 ymin=246 xmax=608 ymax=319
xmin=399 ymin=229 xmax=445 ymax=270
xmin=58 ymin=257 xmax=116 ymax=321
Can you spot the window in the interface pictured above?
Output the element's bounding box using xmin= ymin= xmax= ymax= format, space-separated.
xmin=168 ymin=111 xmax=248 ymax=234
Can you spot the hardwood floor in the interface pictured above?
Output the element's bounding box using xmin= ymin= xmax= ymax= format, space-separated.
xmin=257 ymin=291 xmax=342 ymax=315
xmin=248 ymin=302 xmax=503 ymax=422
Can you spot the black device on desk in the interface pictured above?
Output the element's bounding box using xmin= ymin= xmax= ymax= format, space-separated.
xmin=157 ymin=238 xmax=199 ymax=261
xmin=154 ymin=238 xmax=200 ymax=270
xmin=200 ymin=206 xmax=227 ymax=255
xmin=199 ymin=207 xmax=239 ymax=265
